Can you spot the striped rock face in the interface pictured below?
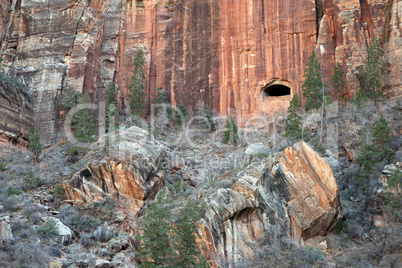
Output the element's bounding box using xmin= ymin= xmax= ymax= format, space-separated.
xmin=0 ymin=1 xmax=399 ymax=144
xmin=200 ymin=142 xmax=342 ymax=266
xmin=63 ymin=126 xmax=165 ymax=218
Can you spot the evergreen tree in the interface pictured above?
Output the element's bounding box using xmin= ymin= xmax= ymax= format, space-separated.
xmin=70 ymin=93 xmax=97 ymax=143
xmin=28 ymin=128 xmax=42 ymax=163
xmin=302 ymin=51 xmax=327 ymax=111
xmin=153 ymin=87 xmax=168 ymax=105
xmin=388 ymin=168 xmax=402 ymax=194
xmin=364 ymin=36 xmax=384 ymax=100
xmin=105 ymin=81 xmax=119 ymax=130
xmin=106 ymin=81 xmax=118 ymax=110
xmin=172 ymin=200 xmax=206 ymax=268
xmin=357 ymin=114 xmax=395 ymax=176
xmin=371 ymin=114 xmax=395 ymax=163
xmin=285 ymin=94 xmax=304 ymax=141
xmin=202 ymin=105 xmax=214 ymax=131
xmin=152 ymin=87 xmax=169 ymax=115
xmin=174 ymin=104 xmax=187 ymax=128
xmin=64 ymin=90 xmax=83 ymax=109
xmin=223 ymin=117 xmax=239 ymax=144
xmin=331 ymin=62 xmax=347 ymax=102
xmin=136 ymin=188 xmax=174 ymax=267
xmin=129 ymin=50 xmax=147 ymax=117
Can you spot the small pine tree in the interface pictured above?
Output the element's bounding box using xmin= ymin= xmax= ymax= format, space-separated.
xmin=129 ymin=50 xmax=147 ymax=117
xmin=152 ymin=87 xmax=169 ymax=115
xmin=285 ymin=94 xmax=303 ymax=141
xmin=388 ymin=168 xmax=402 ymax=194
xmin=105 ymin=82 xmax=119 ymax=130
xmin=64 ymin=90 xmax=83 ymax=110
xmin=174 ymin=104 xmax=187 ymax=128
xmin=172 ymin=200 xmax=206 ymax=267
xmin=364 ymin=36 xmax=384 ymax=101
xmin=136 ymin=189 xmax=174 ymax=267
xmin=302 ymin=51 xmax=327 ymax=111
xmin=331 ymin=62 xmax=347 ymax=102
xmin=223 ymin=117 xmax=239 ymax=144
xmin=202 ymin=105 xmax=214 ymax=131
xmin=153 ymin=87 xmax=168 ymax=105
xmin=371 ymin=114 xmax=395 ymax=163
xmin=28 ymin=128 xmax=42 ymax=163
xmin=357 ymin=114 xmax=395 ymax=176
xmin=71 ymin=93 xmax=97 ymax=143
xmin=106 ymin=82 xmax=118 ymax=108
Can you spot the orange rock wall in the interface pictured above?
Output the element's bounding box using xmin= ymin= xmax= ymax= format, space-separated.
xmin=116 ymin=0 xmax=317 ymax=118
xmin=0 ymin=0 xmax=400 ymax=142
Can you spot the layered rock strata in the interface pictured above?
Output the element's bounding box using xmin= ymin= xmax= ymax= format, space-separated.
xmin=0 ymin=80 xmax=33 ymax=148
xmin=63 ymin=126 xmax=165 ymax=218
xmin=200 ymin=142 xmax=343 ymax=266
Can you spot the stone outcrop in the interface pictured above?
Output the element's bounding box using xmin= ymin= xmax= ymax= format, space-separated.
xmin=0 ymin=80 xmax=33 ymax=148
xmin=0 ymin=0 xmax=400 ymax=143
xmin=0 ymin=221 xmax=14 ymax=243
xmin=200 ymin=142 xmax=343 ymax=266
xmin=45 ymin=217 xmax=73 ymax=246
xmin=63 ymin=126 xmax=165 ymax=218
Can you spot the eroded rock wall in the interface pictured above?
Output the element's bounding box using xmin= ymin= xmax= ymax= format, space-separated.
xmin=0 ymin=0 xmax=400 ymax=143
xmin=0 ymin=80 xmax=33 ymax=148
xmin=200 ymin=142 xmax=343 ymax=266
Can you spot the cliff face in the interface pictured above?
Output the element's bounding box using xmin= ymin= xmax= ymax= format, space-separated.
xmin=0 ymin=0 xmax=400 ymax=143
xmin=0 ymin=80 xmax=33 ymax=148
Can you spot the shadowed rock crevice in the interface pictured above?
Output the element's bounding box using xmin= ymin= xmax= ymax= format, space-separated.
xmin=262 ymin=84 xmax=291 ymax=97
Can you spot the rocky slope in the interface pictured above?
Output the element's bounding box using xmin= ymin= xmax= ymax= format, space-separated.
xmin=60 ymin=129 xmax=343 ymax=266
xmin=0 ymin=0 xmax=400 ymax=143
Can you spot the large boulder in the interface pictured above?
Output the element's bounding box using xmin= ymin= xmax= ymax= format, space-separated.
xmin=200 ymin=142 xmax=343 ymax=266
xmin=0 ymin=221 xmax=14 ymax=243
xmin=63 ymin=127 xmax=166 ymax=218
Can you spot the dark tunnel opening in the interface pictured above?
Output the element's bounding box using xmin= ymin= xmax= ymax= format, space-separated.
xmin=262 ymin=84 xmax=291 ymax=97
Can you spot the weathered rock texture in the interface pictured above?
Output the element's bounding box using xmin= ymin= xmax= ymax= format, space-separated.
xmin=200 ymin=142 xmax=343 ymax=266
xmin=63 ymin=126 xmax=165 ymax=218
xmin=0 ymin=80 xmax=33 ymax=148
xmin=0 ymin=0 xmax=400 ymax=143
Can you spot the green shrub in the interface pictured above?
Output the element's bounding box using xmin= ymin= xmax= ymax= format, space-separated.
xmin=174 ymin=104 xmax=187 ymax=128
xmin=37 ymin=220 xmax=58 ymax=239
xmin=52 ymin=185 xmax=65 ymax=199
xmin=28 ymin=128 xmax=42 ymax=163
xmin=7 ymin=186 xmax=22 ymax=196
xmin=202 ymin=104 xmax=215 ymax=131
xmin=23 ymin=171 xmax=44 ymax=189
xmin=0 ymin=162 xmax=6 ymax=172
xmin=334 ymin=220 xmax=348 ymax=235
xmin=223 ymin=117 xmax=239 ymax=144
xmin=387 ymin=168 xmax=401 ymax=193
xmin=303 ymin=245 xmax=326 ymax=263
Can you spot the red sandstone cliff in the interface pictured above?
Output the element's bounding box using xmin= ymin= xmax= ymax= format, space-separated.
xmin=0 ymin=0 xmax=400 ymax=143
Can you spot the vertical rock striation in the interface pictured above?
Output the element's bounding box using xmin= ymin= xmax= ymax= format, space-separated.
xmin=0 ymin=0 xmax=400 ymax=143
xmin=0 ymin=80 xmax=33 ymax=148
